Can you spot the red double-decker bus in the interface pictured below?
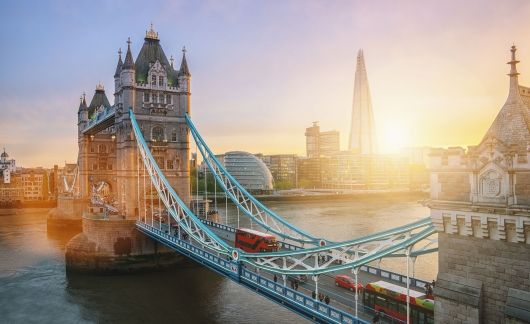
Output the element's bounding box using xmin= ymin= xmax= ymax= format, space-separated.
xmin=235 ymin=228 xmax=279 ymax=253
xmin=363 ymin=280 xmax=434 ymax=323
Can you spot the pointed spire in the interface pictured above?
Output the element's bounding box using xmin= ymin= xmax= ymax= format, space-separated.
xmin=506 ymin=44 xmax=521 ymax=102
xmin=114 ymin=48 xmax=123 ymax=78
xmin=348 ymin=48 xmax=377 ymax=154
xmin=170 ymin=54 xmax=174 ymax=68
xmin=122 ymin=37 xmax=135 ymax=70
xmin=78 ymin=93 xmax=88 ymax=112
xmin=178 ymin=46 xmax=190 ymax=77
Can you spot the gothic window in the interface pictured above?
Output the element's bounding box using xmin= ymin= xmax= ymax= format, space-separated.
xmin=152 ymin=93 xmax=158 ymax=103
xmin=90 ymin=145 xmax=95 ymax=153
xmin=151 ymin=75 xmax=157 ymax=86
xmin=171 ymin=130 xmax=177 ymax=142
xmin=160 ymin=93 xmax=165 ymax=104
xmin=144 ymin=92 xmax=149 ymax=102
xmin=152 ymin=126 xmax=164 ymax=142
xmin=166 ymin=94 xmax=172 ymax=104
xmin=155 ymin=156 xmax=165 ymax=169
xmin=167 ymin=160 xmax=174 ymax=170
xmin=98 ymin=144 xmax=106 ymax=153
xmin=159 ymin=76 xmax=164 ymax=87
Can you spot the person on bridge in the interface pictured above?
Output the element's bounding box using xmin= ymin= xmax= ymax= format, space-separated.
xmin=318 ymin=292 xmax=324 ymax=302
xmin=312 ymin=291 xmax=316 ymax=299
xmin=273 ymin=274 xmax=277 ymax=283
xmin=372 ymin=312 xmax=381 ymax=323
xmin=324 ymin=295 xmax=330 ymax=305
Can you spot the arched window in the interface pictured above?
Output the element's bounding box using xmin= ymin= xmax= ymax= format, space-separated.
xmin=152 ymin=126 xmax=164 ymax=142
xmin=159 ymin=76 xmax=164 ymax=87
xmin=99 ymin=144 xmax=106 ymax=153
xmin=151 ymin=75 xmax=157 ymax=86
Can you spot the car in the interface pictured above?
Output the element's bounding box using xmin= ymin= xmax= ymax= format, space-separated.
xmin=335 ymin=274 xmax=363 ymax=292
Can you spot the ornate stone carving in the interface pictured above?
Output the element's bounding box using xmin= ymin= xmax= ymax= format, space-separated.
xmin=480 ymin=170 xmax=502 ymax=198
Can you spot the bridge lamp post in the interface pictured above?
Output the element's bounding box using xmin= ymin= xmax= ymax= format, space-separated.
xmin=312 ymin=275 xmax=319 ymax=300
xmin=405 ymin=247 xmax=411 ymax=324
xmin=352 ymin=267 xmax=359 ymax=319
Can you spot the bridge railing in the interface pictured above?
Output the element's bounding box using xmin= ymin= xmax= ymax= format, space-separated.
xmin=241 ymin=268 xmax=368 ymax=324
xmin=137 ymin=221 xmax=368 ymax=324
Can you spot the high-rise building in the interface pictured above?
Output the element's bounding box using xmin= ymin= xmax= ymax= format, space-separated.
xmin=348 ymin=49 xmax=377 ymax=154
xmin=305 ymin=122 xmax=320 ymax=158
xmin=261 ymin=154 xmax=298 ymax=189
xmin=319 ymin=131 xmax=340 ymax=157
xmin=305 ymin=122 xmax=340 ymax=157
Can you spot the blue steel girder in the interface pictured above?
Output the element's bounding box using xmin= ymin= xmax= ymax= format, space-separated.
xmin=186 ymin=114 xmax=322 ymax=246
xmin=133 ymin=110 xmax=438 ymax=277
xmin=239 ymin=225 xmax=436 ymax=276
xmin=130 ymin=110 xmax=232 ymax=254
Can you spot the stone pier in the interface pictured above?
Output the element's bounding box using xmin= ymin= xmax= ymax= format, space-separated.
xmin=66 ymin=214 xmax=184 ymax=274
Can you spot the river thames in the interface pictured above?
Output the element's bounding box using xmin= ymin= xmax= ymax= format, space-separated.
xmin=0 ymin=194 xmax=436 ymax=323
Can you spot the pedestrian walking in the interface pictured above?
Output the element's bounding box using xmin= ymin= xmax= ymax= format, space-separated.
xmin=318 ymin=292 xmax=324 ymax=302
xmin=294 ymin=279 xmax=299 ymax=290
xmin=372 ymin=312 xmax=381 ymax=323
xmin=312 ymin=291 xmax=316 ymax=299
xmin=324 ymin=295 xmax=330 ymax=305
xmin=273 ymin=274 xmax=277 ymax=283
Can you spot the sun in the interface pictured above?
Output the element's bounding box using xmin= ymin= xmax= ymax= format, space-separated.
xmin=380 ymin=125 xmax=409 ymax=153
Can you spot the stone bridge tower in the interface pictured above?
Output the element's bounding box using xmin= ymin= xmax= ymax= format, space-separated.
xmin=76 ymin=25 xmax=191 ymax=218
xmin=428 ymin=46 xmax=530 ymax=323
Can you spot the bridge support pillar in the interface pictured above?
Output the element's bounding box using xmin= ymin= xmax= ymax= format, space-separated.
xmin=65 ymin=215 xmax=185 ymax=274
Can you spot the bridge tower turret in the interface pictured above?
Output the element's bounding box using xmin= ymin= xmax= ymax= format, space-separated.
xmin=120 ymin=38 xmax=136 ymax=111
xmin=77 ymin=93 xmax=88 ymax=131
xmin=113 ymin=48 xmax=123 ymax=105
xmin=112 ymin=25 xmax=191 ymax=218
xmin=429 ymin=45 xmax=530 ymax=323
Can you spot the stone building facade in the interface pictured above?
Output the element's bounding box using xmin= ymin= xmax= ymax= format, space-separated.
xmin=76 ymin=25 xmax=191 ymax=218
xmin=429 ymin=46 xmax=530 ymax=323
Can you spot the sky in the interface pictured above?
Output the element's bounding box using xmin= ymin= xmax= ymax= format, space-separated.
xmin=1 ymin=0 xmax=530 ymax=168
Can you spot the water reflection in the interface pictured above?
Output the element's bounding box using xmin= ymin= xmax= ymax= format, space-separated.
xmin=1 ymin=195 xmax=435 ymax=323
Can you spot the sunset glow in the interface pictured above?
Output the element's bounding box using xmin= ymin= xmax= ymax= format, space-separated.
xmin=1 ymin=1 xmax=530 ymax=166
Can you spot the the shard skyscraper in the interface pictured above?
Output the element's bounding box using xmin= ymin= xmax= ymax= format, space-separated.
xmin=348 ymin=49 xmax=377 ymax=154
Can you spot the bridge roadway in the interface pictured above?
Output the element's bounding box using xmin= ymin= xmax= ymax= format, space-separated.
xmin=143 ymin=218 xmax=429 ymax=323
xmin=203 ymin=220 xmax=428 ymax=324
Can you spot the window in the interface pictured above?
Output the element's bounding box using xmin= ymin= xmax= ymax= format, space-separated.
xmin=160 ymin=93 xmax=165 ymax=104
xmin=155 ymin=156 xmax=165 ymax=169
xmin=151 ymin=75 xmax=157 ymax=85
xmin=152 ymin=126 xmax=164 ymax=142
xmin=171 ymin=131 xmax=177 ymax=142
xmin=99 ymin=144 xmax=106 ymax=153
xmin=90 ymin=145 xmax=95 ymax=153
xmin=166 ymin=94 xmax=172 ymax=104
xmin=167 ymin=160 xmax=174 ymax=170
xmin=108 ymin=164 xmax=113 ymax=170
xmin=159 ymin=76 xmax=164 ymax=86
xmin=144 ymin=92 xmax=149 ymax=102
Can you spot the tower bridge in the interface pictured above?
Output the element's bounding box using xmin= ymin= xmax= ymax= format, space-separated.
xmin=61 ymin=26 xmax=529 ymax=323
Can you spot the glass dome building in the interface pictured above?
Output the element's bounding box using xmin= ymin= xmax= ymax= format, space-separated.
xmin=223 ymin=151 xmax=273 ymax=194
